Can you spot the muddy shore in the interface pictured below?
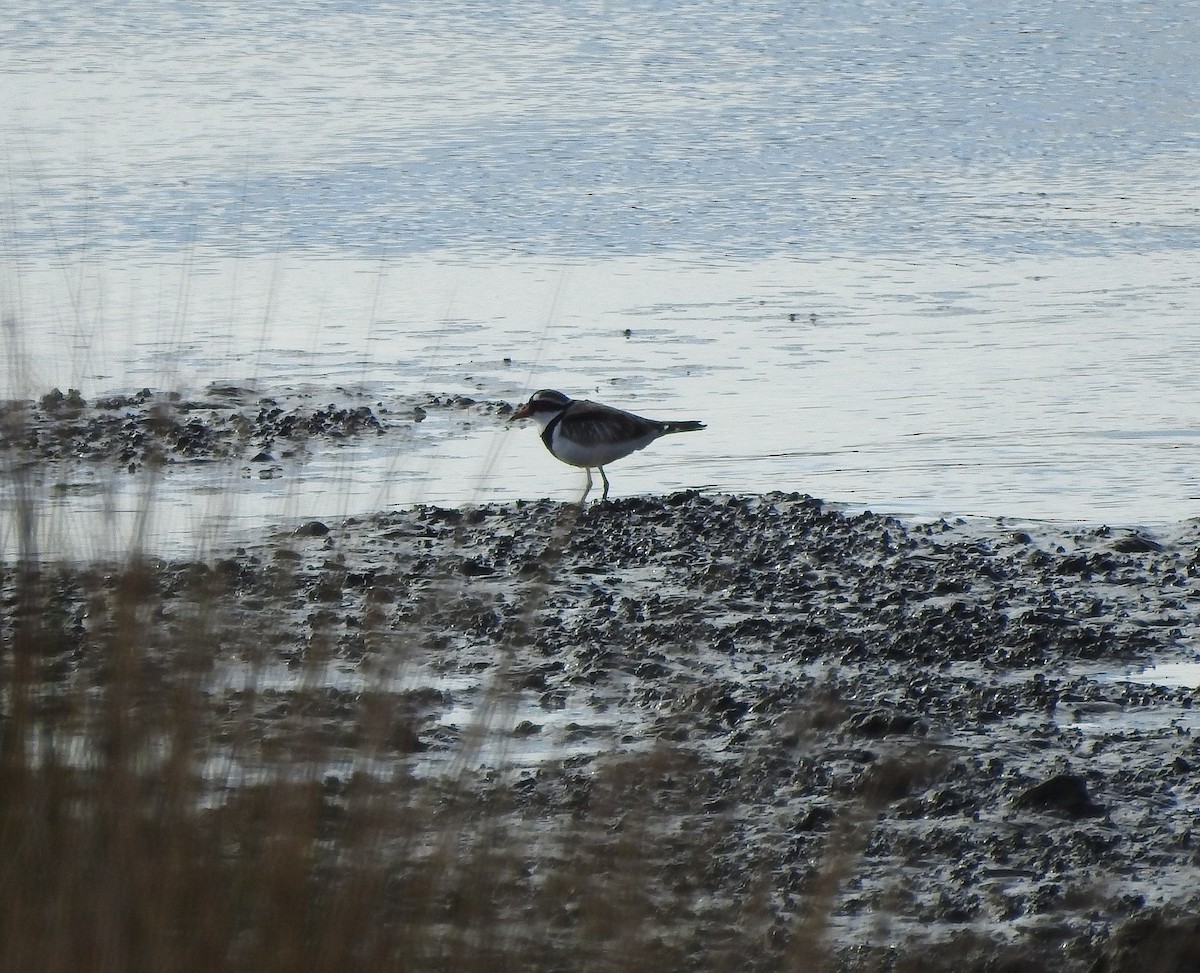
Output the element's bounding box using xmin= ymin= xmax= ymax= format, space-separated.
xmin=5 ymin=390 xmax=1200 ymax=971
xmin=263 ymin=494 xmax=1200 ymax=971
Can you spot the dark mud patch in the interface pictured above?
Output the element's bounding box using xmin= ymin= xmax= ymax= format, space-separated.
xmin=1 ymin=384 xmax=511 ymax=470
xmin=9 ymin=491 xmax=1200 ymax=971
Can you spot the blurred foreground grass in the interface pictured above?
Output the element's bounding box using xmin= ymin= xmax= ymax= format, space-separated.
xmin=0 ymin=420 xmax=831 ymax=973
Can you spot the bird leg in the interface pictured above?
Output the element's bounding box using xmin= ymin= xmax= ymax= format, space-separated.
xmin=579 ymin=468 xmax=593 ymax=505
xmin=599 ymin=466 xmax=610 ymax=501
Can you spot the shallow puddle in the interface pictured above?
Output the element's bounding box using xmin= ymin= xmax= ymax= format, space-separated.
xmin=1094 ymin=658 xmax=1200 ymax=691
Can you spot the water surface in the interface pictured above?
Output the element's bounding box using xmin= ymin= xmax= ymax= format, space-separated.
xmin=4 ymin=0 xmax=1200 ymax=553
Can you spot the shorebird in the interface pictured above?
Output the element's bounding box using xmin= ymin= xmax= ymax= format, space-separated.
xmin=511 ymin=389 xmax=705 ymax=502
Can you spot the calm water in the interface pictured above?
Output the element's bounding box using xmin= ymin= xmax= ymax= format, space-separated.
xmin=4 ymin=0 xmax=1200 ymax=553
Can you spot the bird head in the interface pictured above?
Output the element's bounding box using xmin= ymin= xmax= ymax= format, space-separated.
xmin=511 ymin=389 xmax=571 ymax=422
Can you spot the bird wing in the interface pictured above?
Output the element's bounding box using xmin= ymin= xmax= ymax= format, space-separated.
xmin=560 ymin=400 xmax=664 ymax=446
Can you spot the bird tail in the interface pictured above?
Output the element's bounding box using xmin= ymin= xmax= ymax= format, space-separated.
xmin=663 ymin=420 xmax=706 ymax=434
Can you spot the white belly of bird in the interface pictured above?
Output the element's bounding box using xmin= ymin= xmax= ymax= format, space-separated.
xmin=550 ymin=428 xmax=660 ymax=468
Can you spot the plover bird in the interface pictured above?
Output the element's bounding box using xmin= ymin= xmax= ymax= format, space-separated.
xmin=511 ymin=389 xmax=705 ymax=502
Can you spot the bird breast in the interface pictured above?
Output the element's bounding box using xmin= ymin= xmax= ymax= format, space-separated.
xmin=549 ymin=423 xmax=661 ymax=467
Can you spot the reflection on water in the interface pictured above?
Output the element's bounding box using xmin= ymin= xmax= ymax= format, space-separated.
xmin=4 ymin=0 xmax=1199 ymax=258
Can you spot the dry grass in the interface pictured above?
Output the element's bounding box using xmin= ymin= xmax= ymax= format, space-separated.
xmin=0 ymin=431 xmax=844 ymax=973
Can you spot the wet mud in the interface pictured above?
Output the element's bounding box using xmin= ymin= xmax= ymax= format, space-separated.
xmin=2 ymin=384 xmax=510 ymax=469
xmin=6 ymin=392 xmax=1200 ymax=971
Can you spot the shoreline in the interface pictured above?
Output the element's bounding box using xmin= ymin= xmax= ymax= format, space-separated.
xmin=6 ymin=385 xmax=1200 ymax=535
